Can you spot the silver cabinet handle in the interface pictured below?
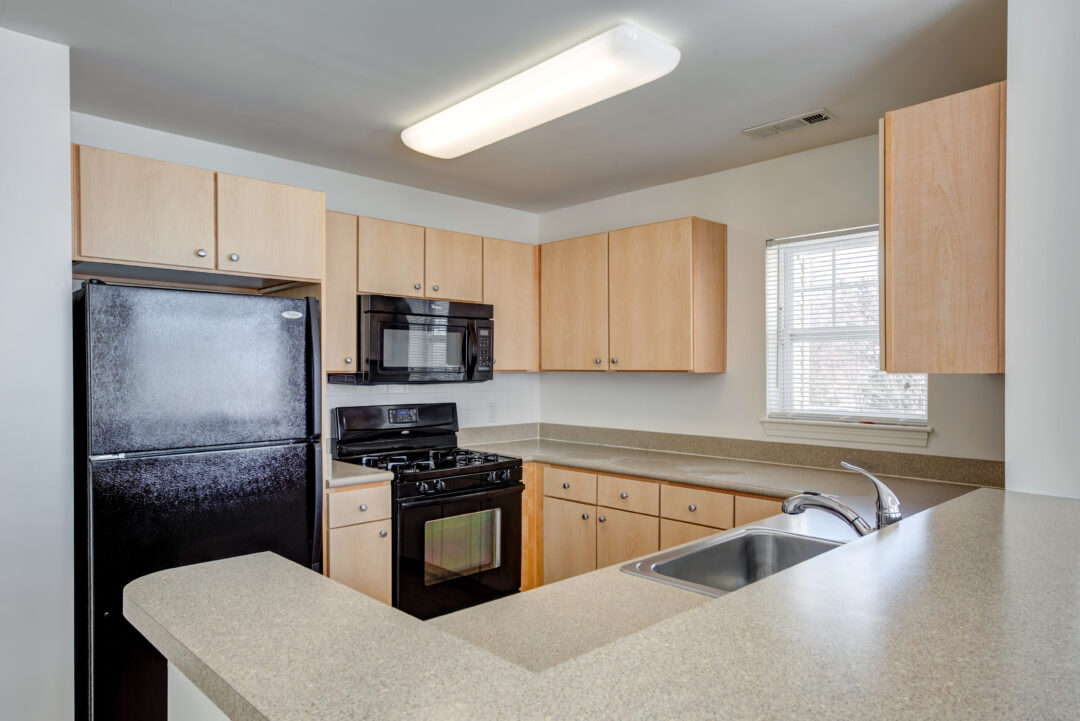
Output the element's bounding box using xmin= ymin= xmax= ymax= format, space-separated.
xmin=611 ymin=358 xmax=619 ymax=364
xmin=563 ymin=482 xmax=570 ymax=489
xmin=594 ymin=358 xmax=602 ymax=364
xmin=688 ymin=504 xmax=697 ymax=512
xmin=195 ymin=248 xmax=208 ymax=258
xmin=228 ymin=253 xmax=239 ymax=262
xmin=414 ymin=283 xmax=422 ymax=290
xmin=620 ymin=492 xmax=629 ymax=499
xmin=432 ymin=284 xmax=440 ymax=291
xmin=360 ymin=504 xmax=368 ymax=512
xmin=582 ymin=513 xmax=590 ymax=520
xmin=379 ymin=529 xmax=388 ymax=538
xmin=598 ymin=515 xmax=606 ymax=523
xmin=345 ymin=357 xmax=353 ymax=364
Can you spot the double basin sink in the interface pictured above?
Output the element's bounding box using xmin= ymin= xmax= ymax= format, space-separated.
xmin=621 ymin=526 xmax=844 ymax=597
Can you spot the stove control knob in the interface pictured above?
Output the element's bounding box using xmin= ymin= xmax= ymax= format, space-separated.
xmin=433 ymin=480 xmax=446 ymax=492
xmin=487 ymin=471 xmax=498 ymax=484
xmin=499 ymin=469 xmax=511 ymax=482
xmin=416 ymin=481 xmax=430 ymax=495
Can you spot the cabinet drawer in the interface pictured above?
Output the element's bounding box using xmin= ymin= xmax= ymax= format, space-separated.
xmin=328 ymin=484 xmax=392 ymax=528
xmin=597 ymin=475 xmax=659 ymax=516
xmin=328 ymin=519 xmax=392 ymax=605
xmin=734 ymin=496 xmax=784 ymax=526
xmin=543 ymin=467 xmax=597 ymax=505
xmin=660 ymin=519 xmax=721 ymax=549
xmin=660 ymin=485 xmax=733 ymax=529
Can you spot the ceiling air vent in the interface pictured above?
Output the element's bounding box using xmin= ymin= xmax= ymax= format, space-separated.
xmin=742 ymin=108 xmax=835 ymax=139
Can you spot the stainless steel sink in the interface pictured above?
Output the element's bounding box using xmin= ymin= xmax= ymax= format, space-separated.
xmin=621 ymin=526 xmax=845 ymax=597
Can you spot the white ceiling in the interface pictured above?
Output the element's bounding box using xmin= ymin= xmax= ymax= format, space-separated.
xmin=0 ymin=0 xmax=1005 ymax=212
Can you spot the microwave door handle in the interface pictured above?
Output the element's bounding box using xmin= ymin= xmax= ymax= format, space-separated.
xmin=466 ymin=321 xmax=479 ymax=379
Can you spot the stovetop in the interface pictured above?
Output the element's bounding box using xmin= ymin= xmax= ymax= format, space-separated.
xmin=338 ymin=446 xmax=524 ymax=500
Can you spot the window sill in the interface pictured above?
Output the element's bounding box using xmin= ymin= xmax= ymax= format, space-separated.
xmin=759 ymin=417 xmax=932 ymax=448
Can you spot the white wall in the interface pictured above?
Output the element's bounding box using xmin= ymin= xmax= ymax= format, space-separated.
xmin=1004 ymin=1 xmax=1080 ymax=494
xmin=537 ymin=137 xmax=1005 ymax=461
xmin=0 ymin=28 xmax=73 ymax=721
xmin=71 ymin=113 xmax=542 ymax=426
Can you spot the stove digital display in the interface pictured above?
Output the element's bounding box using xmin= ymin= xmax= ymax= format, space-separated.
xmin=388 ymin=408 xmax=418 ymax=424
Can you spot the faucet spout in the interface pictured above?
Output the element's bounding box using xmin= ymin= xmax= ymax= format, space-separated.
xmin=781 ymin=492 xmax=874 ymax=536
xmin=840 ymin=461 xmax=902 ymax=528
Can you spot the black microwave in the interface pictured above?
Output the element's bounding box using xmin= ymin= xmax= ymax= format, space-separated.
xmin=328 ymin=295 xmax=493 ymax=385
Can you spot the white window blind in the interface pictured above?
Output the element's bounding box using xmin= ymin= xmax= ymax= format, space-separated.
xmin=765 ymin=226 xmax=927 ymax=425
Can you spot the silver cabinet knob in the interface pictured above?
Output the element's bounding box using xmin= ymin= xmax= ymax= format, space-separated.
xmin=379 ymin=529 xmax=388 ymax=538
xmin=432 ymin=284 xmax=440 ymax=292
xmin=359 ymin=504 xmax=368 ymax=512
xmin=620 ymin=492 xmax=629 ymax=499
xmin=688 ymin=504 xmax=697 ymax=512
xmin=598 ymin=515 xmax=606 ymax=523
xmin=414 ymin=283 xmax=422 ymax=290
xmin=228 ymin=253 xmax=239 ymax=262
xmin=581 ymin=513 xmax=589 ymax=520
xmin=195 ymin=248 xmax=208 ymax=258
xmin=562 ymin=482 xmax=570 ymax=489
xmin=594 ymin=358 xmax=602 ymax=364
xmin=611 ymin=358 xmax=619 ymax=364
xmin=345 ymin=357 xmax=353 ymax=364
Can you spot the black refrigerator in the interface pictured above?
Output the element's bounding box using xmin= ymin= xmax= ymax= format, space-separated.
xmin=73 ymin=281 xmax=323 ymax=721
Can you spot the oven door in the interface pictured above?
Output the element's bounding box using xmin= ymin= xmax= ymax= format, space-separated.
xmin=362 ymin=312 xmax=475 ymax=383
xmin=394 ymin=483 xmax=523 ymax=619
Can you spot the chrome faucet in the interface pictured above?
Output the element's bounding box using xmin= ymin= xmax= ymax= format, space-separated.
xmin=781 ymin=461 xmax=902 ymax=536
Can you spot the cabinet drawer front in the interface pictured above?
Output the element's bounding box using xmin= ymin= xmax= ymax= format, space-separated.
xmin=597 ymin=475 xmax=659 ymax=516
xmin=734 ymin=496 xmax=784 ymax=526
xmin=328 ymin=519 xmax=392 ymax=605
xmin=660 ymin=485 xmax=733 ymax=528
xmin=660 ymin=519 xmax=721 ymax=550
xmin=596 ymin=508 xmax=659 ymax=569
xmin=543 ymin=467 xmax=597 ymax=504
xmin=328 ymin=484 xmax=392 ymax=528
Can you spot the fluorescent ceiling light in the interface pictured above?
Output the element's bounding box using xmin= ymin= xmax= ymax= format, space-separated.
xmin=401 ymin=23 xmax=681 ymax=159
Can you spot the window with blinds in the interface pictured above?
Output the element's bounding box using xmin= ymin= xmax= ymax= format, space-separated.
xmin=765 ymin=226 xmax=927 ymax=425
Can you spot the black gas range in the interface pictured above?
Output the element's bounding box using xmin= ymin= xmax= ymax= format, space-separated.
xmin=331 ymin=403 xmax=523 ymax=619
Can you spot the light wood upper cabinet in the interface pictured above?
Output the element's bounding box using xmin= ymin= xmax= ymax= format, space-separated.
xmin=608 ymin=217 xmax=726 ymax=372
xmin=542 ymin=496 xmax=597 ymax=585
xmin=75 ymin=146 xmax=216 ymax=269
xmin=324 ymin=212 xmax=360 ymax=372
xmin=881 ymin=81 xmax=1005 ymax=373
xmin=596 ymin=507 xmax=658 ymax=569
xmin=328 ymin=519 xmax=393 ymax=605
xmin=540 ymin=233 xmax=609 ymax=370
xmin=483 ymin=237 xmax=538 ymax=371
xmin=425 ymin=229 xmax=483 ymax=302
xmin=356 ymin=216 xmax=426 ymax=297
xmin=216 ymin=173 xmax=324 ymax=280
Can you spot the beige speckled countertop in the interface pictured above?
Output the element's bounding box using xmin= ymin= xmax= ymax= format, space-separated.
xmin=469 ymin=438 xmax=975 ymax=519
xmin=326 ymin=460 xmax=392 ymax=488
xmin=125 ymin=488 xmax=1080 ymax=720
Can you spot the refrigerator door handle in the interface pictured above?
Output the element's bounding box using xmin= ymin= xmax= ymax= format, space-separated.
xmin=311 ymin=442 xmax=324 ymax=574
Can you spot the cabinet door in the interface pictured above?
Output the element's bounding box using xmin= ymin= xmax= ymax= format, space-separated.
xmin=596 ymin=508 xmax=658 ymax=569
xmin=216 ymin=173 xmax=324 ymax=280
xmin=542 ymin=497 xmax=596 ymax=584
xmin=323 ymin=211 xmax=358 ymax=373
xmin=425 ymin=229 xmax=483 ymax=302
xmin=539 ymin=233 xmax=609 ymax=370
xmin=483 ymin=237 xmax=537 ymax=371
xmin=77 ymin=146 xmax=215 ymax=269
xmin=660 ymin=519 xmax=720 ymax=550
xmin=733 ymin=496 xmax=783 ymax=527
xmin=356 ymin=216 xmax=425 ymax=297
xmin=328 ymin=519 xmax=392 ymax=604
xmin=609 ymin=219 xmax=693 ymax=371
xmin=882 ymin=81 xmax=1005 ymax=373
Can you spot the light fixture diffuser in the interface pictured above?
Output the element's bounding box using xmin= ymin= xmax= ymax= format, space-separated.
xmin=401 ymin=23 xmax=681 ymax=159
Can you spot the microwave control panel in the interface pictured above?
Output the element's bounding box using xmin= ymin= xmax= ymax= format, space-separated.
xmin=477 ymin=327 xmax=492 ymax=370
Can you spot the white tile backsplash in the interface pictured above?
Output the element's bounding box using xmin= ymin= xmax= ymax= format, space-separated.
xmin=326 ymin=373 xmax=539 ymax=432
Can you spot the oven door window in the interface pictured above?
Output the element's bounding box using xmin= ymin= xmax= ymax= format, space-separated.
xmin=381 ymin=324 xmax=466 ymax=373
xmin=423 ymin=508 xmax=501 ymax=586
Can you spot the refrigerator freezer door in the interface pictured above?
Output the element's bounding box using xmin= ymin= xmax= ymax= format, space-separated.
xmin=81 ymin=442 xmax=318 ymax=721
xmin=82 ymin=283 xmax=317 ymax=455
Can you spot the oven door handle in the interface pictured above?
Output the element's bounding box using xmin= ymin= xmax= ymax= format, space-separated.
xmin=397 ymin=482 xmax=523 ymax=511
xmin=466 ymin=319 xmax=479 ymax=379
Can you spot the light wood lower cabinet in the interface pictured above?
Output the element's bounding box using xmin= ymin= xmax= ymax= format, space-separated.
xmin=520 ymin=463 xmax=543 ymax=592
xmin=734 ymin=496 xmax=784 ymax=526
xmin=542 ymin=496 xmax=596 ymax=585
xmin=660 ymin=518 xmax=721 ymax=549
xmin=660 ymin=484 xmax=734 ymax=529
xmin=542 ymin=467 xmax=597 ymax=505
xmin=596 ymin=507 xmax=658 ymax=568
xmin=328 ymin=519 xmax=392 ymax=605
xmin=323 ymin=211 xmax=358 ymax=373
